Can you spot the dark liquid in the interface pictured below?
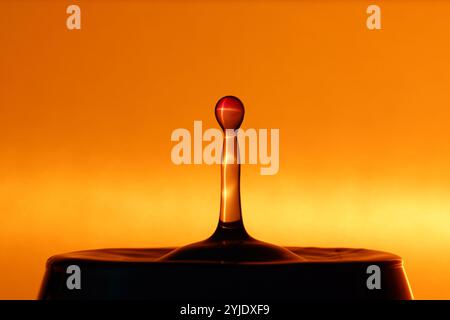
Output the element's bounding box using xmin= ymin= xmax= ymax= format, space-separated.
xmin=39 ymin=247 xmax=413 ymax=300
xmin=39 ymin=96 xmax=413 ymax=300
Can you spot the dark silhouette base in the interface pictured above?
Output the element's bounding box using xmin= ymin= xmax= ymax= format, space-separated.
xmin=39 ymin=247 xmax=413 ymax=300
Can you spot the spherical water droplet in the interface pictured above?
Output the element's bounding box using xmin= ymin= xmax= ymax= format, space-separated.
xmin=215 ymin=96 xmax=245 ymax=130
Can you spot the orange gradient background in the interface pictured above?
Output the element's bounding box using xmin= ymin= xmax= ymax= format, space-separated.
xmin=1 ymin=0 xmax=450 ymax=299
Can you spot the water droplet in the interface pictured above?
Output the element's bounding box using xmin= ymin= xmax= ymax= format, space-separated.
xmin=215 ymin=96 xmax=245 ymax=131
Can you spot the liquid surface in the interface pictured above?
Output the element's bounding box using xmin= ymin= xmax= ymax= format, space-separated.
xmin=47 ymin=247 xmax=402 ymax=264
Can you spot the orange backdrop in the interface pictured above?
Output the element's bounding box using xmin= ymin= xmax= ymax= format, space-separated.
xmin=1 ymin=0 xmax=450 ymax=299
